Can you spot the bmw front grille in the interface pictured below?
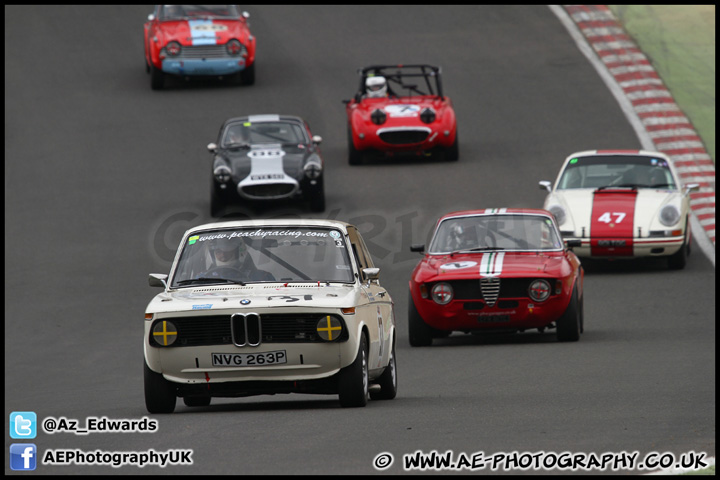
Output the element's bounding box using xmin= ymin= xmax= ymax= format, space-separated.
xmin=231 ymin=313 xmax=261 ymax=347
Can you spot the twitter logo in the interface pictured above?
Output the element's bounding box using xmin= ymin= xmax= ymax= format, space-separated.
xmin=10 ymin=412 xmax=37 ymax=439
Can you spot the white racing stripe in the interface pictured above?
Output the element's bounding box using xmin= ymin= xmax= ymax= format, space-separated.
xmin=479 ymin=251 xmax=505 ymax=277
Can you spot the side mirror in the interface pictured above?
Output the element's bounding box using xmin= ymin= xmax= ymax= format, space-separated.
xmin=342 ymin=99 xmax=351 ymax=105
xmin=149 ymin=273 xmax=168 ymax=288
xmin=207 ymin=142 xmax=217 ymax=153
xmin=242 ymin=11 xmax=250 ymax=19
xmin=539 ymin=180 xmax=552 ymax=193
xmin=148 ymin=13 xmax=155 ymax=21
xmin=564 ymin=239 xmax=581 ymax=250
xmin=312 ymin=135 xmax=322 ymax=145
xmin=410 ymin=244 xmax=425 ymax=253
xmin=684 ymin=183 xmax=700 ymax=196
xmin=363 ymin=267 xmax=380 ymax=285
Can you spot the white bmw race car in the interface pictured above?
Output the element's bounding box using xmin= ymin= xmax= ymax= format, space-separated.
xmin=144 ymin=219 xmax=396 ymax=413
xmin=539 ymin=150 xmax=699 ymax=269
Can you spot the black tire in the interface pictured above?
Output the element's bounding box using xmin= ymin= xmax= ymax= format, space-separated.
xmin=445 ymin=131 xmax=459 ymax=161
xmin=338 ymin=333 xmax=369 ymax=407
xmin=240 ymin=62 xmax=255 ymax=85
xmin=348 ymin=127 xmax=363 ymax=165
xmin=210 ymin=183 xmax=224 ymax=218
xmin=668 ymin=226 xmax=688 ymax=270
xmin=556 ymin=285 xmax=581 ymax=342
xmin=183 ymin=396 xmax=211 ymax=407
xmin=144 ymin=361 xmax=177 ymax=413
xmin=370 ymin=340 xmax=397 ymax=400
xmin=150 ymin=65 xmax=164 ymax=90
xmin=307 ymin=179 xmax=325 ymax=212
xmin=408 ymin=293 xmax=434 ymax=347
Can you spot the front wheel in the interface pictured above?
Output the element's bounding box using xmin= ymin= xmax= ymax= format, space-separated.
xmin=445 ymin=131 xmax=459 ymax=161
xmin=408 ymin=293 xmax=434 ymax=346
xmin=144 ymin=361 xmax=177 ymax=413
xmin=306 ymin=179 xmax=325 ymax=212
xmin=150 ymin=65 xmax=164 ymax=90
xmin=348 ymin=127 xmax=363 ymax=165
xmin=667 ymin=227 xmax=688 ymax=270
xmin=370 ymin=341 xmax=397 ymax=400
xmin=338 ymin=334 xmax=369 ymax=407
xmin=556 ymin=285 xmax=581 ymax=342
xmin=240 ymin=62 xmax=255 ymax=86
xmin=211 ymin=182 xmax=225 ymax=218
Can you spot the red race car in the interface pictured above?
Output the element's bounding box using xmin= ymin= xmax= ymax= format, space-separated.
xmin=343 ymin=65 xmax=458 ymax=164
xmin=408 ymin=209 xmax=584 ymax=346
xmin=143 ymin=5 xmax=256 ymax=90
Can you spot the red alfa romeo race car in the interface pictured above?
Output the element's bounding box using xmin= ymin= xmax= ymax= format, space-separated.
xmin=408 ymin=209 xmax=584 ymax=346
xmin=143 ymin=5 xmax=256 ymax=90
xmin=343 ymin=65 xmax=458 ymax=164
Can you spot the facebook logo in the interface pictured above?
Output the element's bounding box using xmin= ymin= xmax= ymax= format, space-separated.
xmin=10 ymin=411 xmax=37 ymax=439
xmin=10 ymin=444 xmax=37 ymax=471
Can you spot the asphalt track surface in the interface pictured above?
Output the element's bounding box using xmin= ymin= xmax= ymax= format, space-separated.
xmin=4 ymin=5 xmax=715 ymax=475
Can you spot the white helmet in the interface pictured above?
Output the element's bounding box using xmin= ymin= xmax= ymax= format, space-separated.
xmin=365 ymin=76 xmax=387 ymax=98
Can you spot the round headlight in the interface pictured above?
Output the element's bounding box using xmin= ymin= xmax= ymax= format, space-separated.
xmin=659 ymin=204 xmax=680 ymax=226
xmin=420 ymin=107 xmax=436 ymax=124
xmin=303 ymin=162 xmax=322 ymax=179
xmin=226 ymin=39 xmax=244 ymax=56
xmin=528 ymin=279 xmax=551 ymax=302
xmin=152 ymin=320 xmax=178 ymax=346
xmin=548 ymin=205 xmax=567 ymax=226
xmin=214 ymin=166 xmax=231 ymax=183
xmin=165 ymin=41 xmax=181 ymax=57
xmin=431 ymin=282 xmax=454 ymax=305
xmin=316 ymin=315 xmax=343 ymax=341
xmin=370 ymin=109 xmax=387 ymax=125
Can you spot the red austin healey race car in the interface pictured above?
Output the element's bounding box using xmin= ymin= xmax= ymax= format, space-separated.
xmin=143 ymin=5 xmax=256 ymax=90
xmin=408 ymin=209 xmax=584 ymax=346
xmin=343 ymin=65 xmax=458 ymax=164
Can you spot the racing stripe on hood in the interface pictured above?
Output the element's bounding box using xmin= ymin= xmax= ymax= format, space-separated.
xmin=245 ymin=146 xmax=291 ymax=180
xmin=237 ymin=145 xmax=298 ymax=199
xmin=188 ymin=20 xmax=220 ymax=46
xmin=479 ymin=252 xmax=505 ymax=277
xmin=590 ymin=189 xmax=637 ymax=256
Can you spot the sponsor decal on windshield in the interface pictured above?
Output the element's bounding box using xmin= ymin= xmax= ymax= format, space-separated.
xmin=191 ymin=229 xmax=334 ymax=243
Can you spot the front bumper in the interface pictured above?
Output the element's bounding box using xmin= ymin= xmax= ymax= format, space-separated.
xmin=149 ymin=342 xmax=351 ymax=384
xmin=567 ymin=236 xmax=684 ymax=258
xmin=162 ymin=57 xmax=247 ymax=76
xmin=413 ymin=295 xmax=569 ymax=332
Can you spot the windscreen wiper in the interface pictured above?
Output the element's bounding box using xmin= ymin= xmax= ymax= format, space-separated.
xmin=176 ymin=277 xmax=246 ymax=286
xmin=449 ymin=246 xmax=502 ymax=257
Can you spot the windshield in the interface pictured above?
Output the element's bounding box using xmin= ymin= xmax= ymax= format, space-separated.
xmin=428 ymin=214 xmax=563 ymax=253
xmin=557 ymin=155 xmax=677 ymax=190
xmin=159 ymin=5 xmax=240 ymax=20
xmin=171 ymin=227 xmax=355 ymax=288
xmin=222 ymin=121 xmax=308 ymax=147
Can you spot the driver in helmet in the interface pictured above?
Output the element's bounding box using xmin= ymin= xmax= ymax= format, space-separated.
xmin=448 ymin=223 xmax=477 ymax=251
xmin=365 ymin=76 xmax=388 ymax=98
xmin=203 ymin=236 xmax=274 ymax=282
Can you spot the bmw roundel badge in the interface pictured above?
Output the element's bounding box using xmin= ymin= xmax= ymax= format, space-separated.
xmin=240 ymin=299 xmax=251 ymax=305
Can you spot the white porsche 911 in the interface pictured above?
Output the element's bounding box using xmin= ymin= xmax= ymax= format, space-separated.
xmin=144 ymin=219 xmax=396 ymax=413
xmin=539 ymin=150 xmax=699 ymax=269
